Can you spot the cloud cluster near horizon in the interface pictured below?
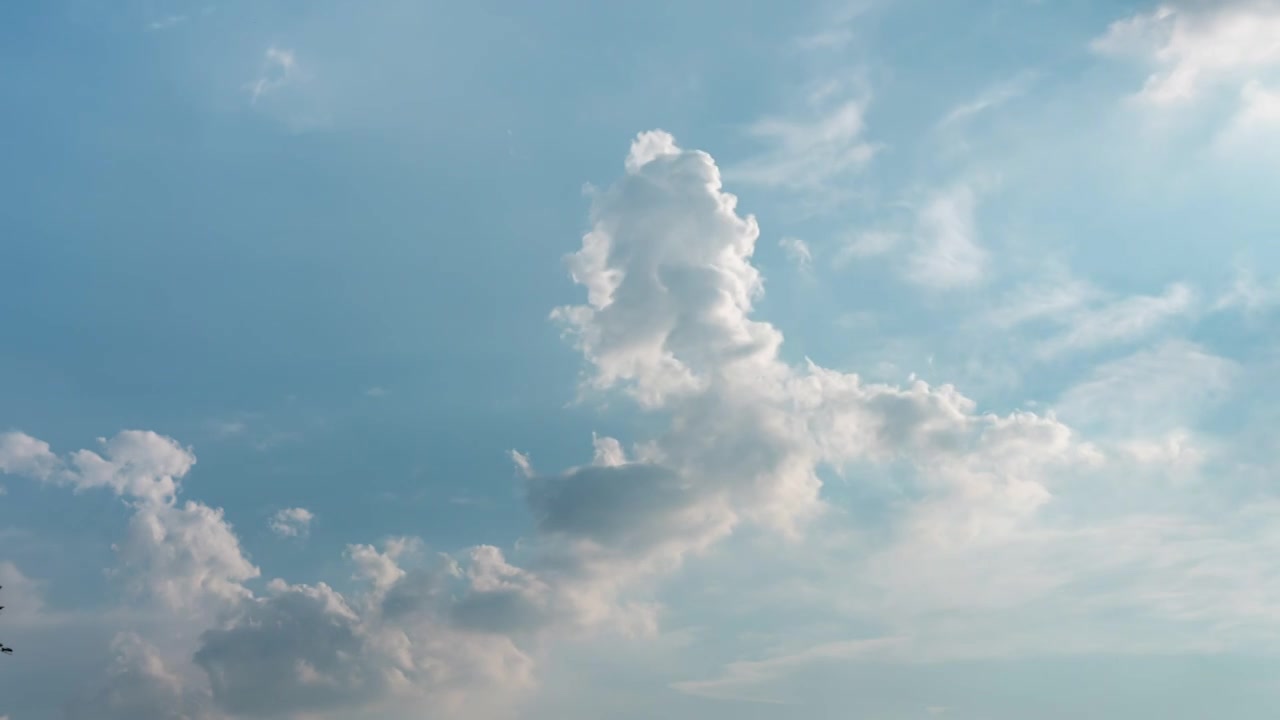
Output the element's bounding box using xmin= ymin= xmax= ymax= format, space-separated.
xmin=2 ymin=1 xmax=1280 ymax=718
xmin=5 ymin=107 xmax=1280 ymax=714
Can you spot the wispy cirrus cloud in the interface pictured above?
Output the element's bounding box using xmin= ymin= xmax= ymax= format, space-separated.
xmin=937 ymin=70 xmax=1038 ymax=128
xmin=672 ymin=637 xmax=904 ymax=704
xmin=1094 ymin=1 xmax=1280 ymax=107
xmin=248 ymin=46 xmax=298 ymax=103
xmin=1034 ymin=283 xmax=1196 ymax=358
xmin=1054 ymin=340 xmax=1239 ymax=433
xmin=903 ymin=182 xmax=989 ymax=290
xmin=1212 ymin=266 xmax=1280 ymax=313
xmin=145 ymin=15 xmax=186 ymax=32
xmin=727 ymin=81 xmax=878 ymax=202
xmin=779 ymin=236 xmax=813 ymax=269
xmin=983 ymin=276 xmax=1200 ymax=359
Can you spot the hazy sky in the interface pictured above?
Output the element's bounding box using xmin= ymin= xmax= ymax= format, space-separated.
xmin=3 ymin=1 xmax=1280 ymax=718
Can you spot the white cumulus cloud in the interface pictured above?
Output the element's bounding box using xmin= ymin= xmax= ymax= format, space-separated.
xmin=269 ymin=507 xmax=315 ymax=538
xmin=2 ymin=129 xmax=1276 ymax=719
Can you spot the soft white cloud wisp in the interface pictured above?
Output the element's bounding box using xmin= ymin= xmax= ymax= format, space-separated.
xmin=1095 ymin=1 xmax=1280 ymax=105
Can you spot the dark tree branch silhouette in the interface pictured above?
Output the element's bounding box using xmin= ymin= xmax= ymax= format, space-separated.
xmin=0 ymin=585 xmax=12 ymax=655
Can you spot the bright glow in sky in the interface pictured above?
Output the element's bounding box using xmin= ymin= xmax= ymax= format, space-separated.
xmin=3 ymin=1 xmax=1280 ymax=718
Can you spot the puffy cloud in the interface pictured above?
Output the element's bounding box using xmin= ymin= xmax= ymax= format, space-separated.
xmin=542 ymin=131 xmax=1280 ymax=684
xmin=449 ymin=546 xmax=553 ymax=635
xmin=269 ymin=507 xmax=316 ymax=538
xmin=195 ymin=581 xmax=387 ymax=717
xmin=371 ymin=134 xmax=1015 ymax=660
xmin=538 ymin=131 xmax=1092 ymax=634
xmin=194 ymin=556 xmax=536 ymax=719
xmin=348 ymin=540 xmax=414 ymax=594
xmin=0 ymin=432 xmax=58 ymax=480
xmin=529 ymin=463 xmax=721 ymax=556
xmin=115 ymin=500 xmax=259 ymax=614
xmin=0 ymin=429 xmax=197 ymax=505
xmin=0 ymin=432 xmax=262 ymax=716
xmin=589 ymin=433 xmax=626 ymax=468
xmin=5 ymin=130 xmax=1272 ymax=719
xmin=0 ymin=431 xmax=258 ymax=615
xmin=67 ymin=633 xmax=212 ymax=720
xmin=547 ymin=133 xmax=817 ymax=581
xmin=552 ymin=130 xmax=783 ymax=408
xmin=623 ymin=129 xmax=681 ymax=173
xmin=66 ymin=431 xmax=196 ymax=505
xmin=348 ymin=538 xmax=407 ymax=589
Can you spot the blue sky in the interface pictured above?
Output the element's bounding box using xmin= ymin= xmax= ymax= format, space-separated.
xmin=2 ymin=0 xmax=1280 ymax=718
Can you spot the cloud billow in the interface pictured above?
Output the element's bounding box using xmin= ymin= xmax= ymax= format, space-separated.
xmin=2 ymin=128 xmax=1274 ymax=718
